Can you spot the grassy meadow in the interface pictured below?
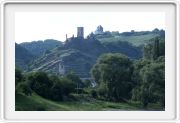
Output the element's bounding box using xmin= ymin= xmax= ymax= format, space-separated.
xmin=16 ymin=93 xmax=163 ymax=111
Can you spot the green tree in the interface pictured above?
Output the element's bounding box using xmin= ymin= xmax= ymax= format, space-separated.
xmin=91 ymin=64 xmax=101 ymax=85
xmin=49 ymin=75 xmax=63 ymax=101
xmin=60 ymin=77 xmax=76 ymax=96
xmin=97 ymin=82 xmax=108 ymax=98
xmin=83 ymin=79 xmax=92 ymax=88
xmin=143 ymin=37 xmax=164 ymax=60
xmin=66 ymin=71 xmax=84 ymax=88
xmin=159 ymin=41 xmax=165 ymax=56
xmin=140 ymin=62 xmax=164 ymax=107
xmin=27 ymin=72 xmax=52 ymax=98
xmin=91 ymin=53 xmax=133 ymax=102
xmin=15 ymin=68 xmax=23 ymax=86
xmin=16 ymin=82 xmax=32 ymax=96
xmin=143 ymin=43 xmax=154 ymax=60
xmin=132 ymin=59 xmax=165 ymax=108
xmin=153 ymin=37 xmax=160 ymax=60
xmin=131 ymin=59 xmax=151 ymax=101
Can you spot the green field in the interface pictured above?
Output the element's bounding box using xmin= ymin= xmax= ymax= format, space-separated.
xmin=16 ymin=93 xmax=163 ymax=111
xmin=98 ymin=34 xmax=159 ymax=46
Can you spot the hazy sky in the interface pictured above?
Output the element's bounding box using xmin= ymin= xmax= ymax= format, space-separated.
xmin=15 ymin=12 xmax=165 ymax=43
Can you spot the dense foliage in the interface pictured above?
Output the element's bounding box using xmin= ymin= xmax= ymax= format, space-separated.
xmin=16 ymin=71 xmax=77 ymax=101
xmin=91 ymin=53 xmax=133 ymax=102
xmin=15 ymin=43 xmax=35 ymax=70
xmin=20 ymin=39 xmax=62 ymax=56
xmin=91 ymin=37 xmax=165 ymax=108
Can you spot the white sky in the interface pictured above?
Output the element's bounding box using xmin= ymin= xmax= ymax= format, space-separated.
xmin=15 ymin=12 xmax=165 ymax=43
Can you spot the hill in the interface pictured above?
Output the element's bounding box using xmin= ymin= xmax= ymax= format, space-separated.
xmin=16 ymin=29 xmax=164 ymax=78
xmin=15 ymin=43 xmax=35 ymax=70
xmin=20 ymin=39 xmax=63 ymax=56
xmin=29 ymin=37 xmax=142 ymax=78
xmin=95 ymin=29 xmax=165 ymax=46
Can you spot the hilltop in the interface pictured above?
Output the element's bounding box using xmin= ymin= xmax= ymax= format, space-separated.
xmin=95 ymin=28 xmax=165 ymax=46
xmin=20 ymin=39 xmax=62 ymax=56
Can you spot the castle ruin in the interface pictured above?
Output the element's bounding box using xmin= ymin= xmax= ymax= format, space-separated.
xmin=66 ymin=27 xmax=84 ymax=42
xmin=77 ymin=27 xmax=84 ymax=38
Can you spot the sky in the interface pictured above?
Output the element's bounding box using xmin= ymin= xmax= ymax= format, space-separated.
xmin=15 ymin=12 xmax=165 ymax=43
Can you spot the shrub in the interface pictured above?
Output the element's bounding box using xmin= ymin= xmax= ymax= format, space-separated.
xmin=27 ymin=72 xmax=52 ymax=98
xmin=16 ymin=82 xmax=32 ymax=96
xmin=90 ymin=89 xmax=97 ymax=98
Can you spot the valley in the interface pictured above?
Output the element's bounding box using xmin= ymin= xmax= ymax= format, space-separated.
xmin=15 ymin=27 xmax=165 ymax=111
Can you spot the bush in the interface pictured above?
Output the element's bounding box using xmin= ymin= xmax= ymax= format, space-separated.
xmin=90 ymin=90 xmax=97 ymax=98
xmin=66 ymin=71 xmax=84 ymax=88
xmin=48 ymin=75 xmax=63 ymax=101
xmin=60 ymin=77 xmax=76 ymax=96
xmin=15 ymin=68 xmax=23 ymax=86
xmin=27 ymin=72 xmax=52 ymax=98
xmin=97 ymin=83 xmax=108 ymax=98
xmin=16 ymin=82 xmax=32 ymax=96
xmin=83 ymin=79 xmax=92 ymax=88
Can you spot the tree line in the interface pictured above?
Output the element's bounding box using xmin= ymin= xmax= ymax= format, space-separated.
xmin=15 ymin=70 xmax=91 ymax=101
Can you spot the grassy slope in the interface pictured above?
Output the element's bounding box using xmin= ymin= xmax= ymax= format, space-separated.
xmin=98 ymin=34 xmax=159 ymax=46
xmin=16 ymin=93 xmax=163 ymax=111
xmin=16 ymin=93 xmax=69 ymax=111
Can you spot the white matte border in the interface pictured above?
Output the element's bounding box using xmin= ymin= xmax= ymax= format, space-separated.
xmin=1 ymin=0 xmax=179 ymax=122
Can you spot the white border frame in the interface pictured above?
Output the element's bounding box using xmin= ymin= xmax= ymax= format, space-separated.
xmin=0 ymin=0 xmax=179 ymax=122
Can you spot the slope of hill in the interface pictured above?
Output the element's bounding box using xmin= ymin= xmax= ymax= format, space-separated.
xmin=98 ymin=33 xmax=159 ymax=46
xmin=29 ymin=37 xmax=142 ymax=78
xmin=15 ymin=43 xmax=35 ymax=70
xmin=20 ymin=39 xmax=63 ymax=56
xmin=96 ymin=29 xmax=165 ymax=46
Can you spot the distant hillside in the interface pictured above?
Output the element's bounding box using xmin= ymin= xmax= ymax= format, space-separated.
xmin=15 ymin=43 xmax=35 ymax=70
xmin=95 ymin=28 xmax=165 ymax=46
xmin=20 ymin=39 xmax=63 ymax=56
xmin=29 ymin=37 xmax=142 ymax=78
xmin=16 ymin=29 xmax=164 ymax=78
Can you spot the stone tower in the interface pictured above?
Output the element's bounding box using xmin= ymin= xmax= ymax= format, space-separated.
xmin=77 ymin=27 xmax=84 ymax=38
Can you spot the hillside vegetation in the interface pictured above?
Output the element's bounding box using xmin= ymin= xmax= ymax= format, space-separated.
xmin=98 ymin=33 xmax=159 ymax=46
xmin=16 ymin=93 xmax=162 ymax=111
xmin=15 ymin=29 xmax=165 ymax=111
xmin=20 ymin=39 xmax=62 ymax=56
xmin=96 ymin=28 xmax=165 ymax=46
xmin=15 ymin=43 xmax=35 ymax=70
xmin=28 ymin=38 xmax=142 ymax=77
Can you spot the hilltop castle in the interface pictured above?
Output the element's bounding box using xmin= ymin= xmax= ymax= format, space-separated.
xmin=66 ymin=27 xmax=84 ymax=42
xmin=66 ymin=25 xmax=104 ymax=42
